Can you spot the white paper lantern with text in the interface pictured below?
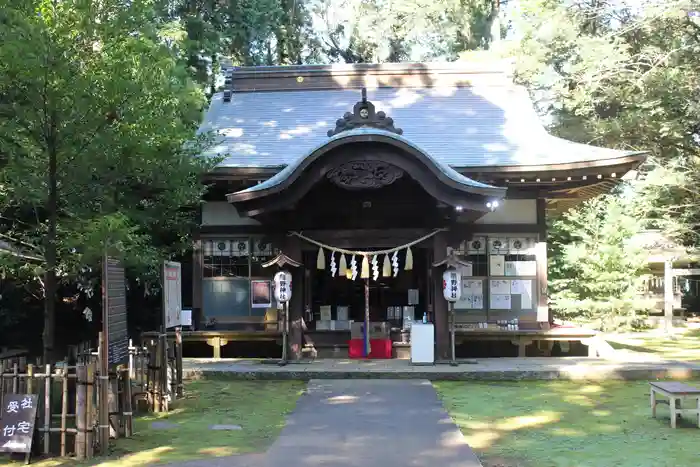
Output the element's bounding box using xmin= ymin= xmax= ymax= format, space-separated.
xmin=442 ymin=268 xmax=462 ymax=303
xmin=273 ymin=271 xmax=293 ymax=303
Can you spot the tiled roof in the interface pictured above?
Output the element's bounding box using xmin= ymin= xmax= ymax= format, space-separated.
xmin=198 ymin=86 xmax=641 ymax=169
xmin=237 ymin=128 xmax=506 ymax=194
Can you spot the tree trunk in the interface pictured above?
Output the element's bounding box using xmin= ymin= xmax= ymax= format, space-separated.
xmin=488 ymin=0 xmax=501 ymax=48
xmin=44 ymin=133 xmax=58 ymax=364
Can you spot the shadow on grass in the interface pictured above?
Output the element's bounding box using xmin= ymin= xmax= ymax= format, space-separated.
xmin=607 ymin=329 xmax=700 ymax=362
xmin=1 ymin=380 xmax=304 ymax=467
xmin=435 ymin=380 xmax=700 ymax=467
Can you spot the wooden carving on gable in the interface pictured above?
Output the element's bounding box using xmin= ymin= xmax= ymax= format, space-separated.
xmin=327 ymin=88 xmax=404 ymax=137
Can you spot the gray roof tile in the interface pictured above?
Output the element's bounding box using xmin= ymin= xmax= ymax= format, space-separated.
xmin=239 ymin=128 xmax=506 ymax=194
xmin=198 ymin=86 xmax=638 ymax=169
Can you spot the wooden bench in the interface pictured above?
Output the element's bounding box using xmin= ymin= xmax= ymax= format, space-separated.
xmin=455 ymin=328 xmax=601 ymax=357
xmin=649 ymin=381 xmax=700 ymax=428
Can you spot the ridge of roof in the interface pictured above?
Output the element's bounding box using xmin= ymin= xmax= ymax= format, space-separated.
xmin=226 ymin=59 xmax=515 ymax=77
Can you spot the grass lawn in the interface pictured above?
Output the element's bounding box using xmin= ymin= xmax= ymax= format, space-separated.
xmin=605 ymin=328 xmax=700 ymax=362
xmin=1 ymin=380 xmax=304 ymax=467
xmin=435 ymin=380 xmax=700 ymax=467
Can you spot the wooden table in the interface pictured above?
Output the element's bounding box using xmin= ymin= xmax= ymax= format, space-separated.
xmin=649 ymin=381 xmax=700 ymax=428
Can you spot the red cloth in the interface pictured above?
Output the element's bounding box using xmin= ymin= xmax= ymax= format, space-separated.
xmin=348 ymin=339 xmax=392 ymax=359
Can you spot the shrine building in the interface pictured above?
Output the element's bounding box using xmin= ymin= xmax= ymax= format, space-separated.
xmin=188 ymin=60 xmax=647 ymax=360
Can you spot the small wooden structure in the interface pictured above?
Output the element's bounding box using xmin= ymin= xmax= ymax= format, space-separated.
xmin=649 ymin=381 xmax=700 ymax=429
xmin=634 ymin=230 xmax=700 ymax=329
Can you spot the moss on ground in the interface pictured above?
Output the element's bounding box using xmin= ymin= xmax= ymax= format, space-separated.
xmin=1 ymin=380 xmax=304 ymax=466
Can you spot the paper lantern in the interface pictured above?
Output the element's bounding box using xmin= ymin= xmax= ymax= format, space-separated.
xmin=273 ymin=271 xmax=293 ymax=303
xmin=442 ymin=268 xmax=462 ymax=303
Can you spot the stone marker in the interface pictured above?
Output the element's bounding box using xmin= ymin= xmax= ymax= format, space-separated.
xmin=209 ymin=424 xmax=243 ymax=431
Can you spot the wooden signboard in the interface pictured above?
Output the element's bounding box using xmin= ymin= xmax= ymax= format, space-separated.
xmin=1 ymin=394 xmax=38 ymax=462
xmin=103 ymin=256 xmax=128 ymax=365
xmin=163 ymin=261 xmax=182 ymax=329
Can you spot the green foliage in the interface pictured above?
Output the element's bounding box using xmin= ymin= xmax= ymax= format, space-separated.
xmin=547 ymin=193 xmax=653 ymax=330
xmin=0 ymin=1 xmax=217 ymax=307
xmin=507 ymin=0 xmax=700 ymax=324
xmin=309 ymin=0 xmax=498 ymax=63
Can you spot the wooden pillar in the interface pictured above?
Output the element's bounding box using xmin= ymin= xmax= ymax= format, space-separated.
xmin=192 ymin=238 xmax=203 ymax=330
xmin=536 ymin=198 xmax=549 ymax=323
xmin=283 ymin=235 xmax=303 ymax=360
xmin=664 ymin=258 xmax=674 ymax=333
xmin=432 ymin=230 xmax=449 ymax=359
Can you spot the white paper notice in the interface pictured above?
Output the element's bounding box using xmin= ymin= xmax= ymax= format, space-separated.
xmin=510 ymin=280 xmax=531 ymax=294
xmin=491 ymin=294 xmax=512 ymax=310
xmin=489 ymin=279 xmax=510 ymax=295
xmin=459 ymin=263 xmax=473 ymax=277
xmin=514 ymin=261 xmax=537 ymax=276
xmin=336 ymin=306 xmax=349 ymax=321
xmin=408 ymin=289 xmax=420 ymax=305
xmin=490 ymin=255 xmax=505 ymax=276
xmin=505 ymin=261 xmax=517 ymax=276
xmin=320 ymin=305 xmax=332 ymax=321
xmin=180 ymin=309 xmax=192 ymax=326
xmin=455 ymin=279 xmax=485 ymax=310
xmin=464 ymin=279 xmax=483 ymax=293
xmin=456 ymin=295 xmax=473 ymax=310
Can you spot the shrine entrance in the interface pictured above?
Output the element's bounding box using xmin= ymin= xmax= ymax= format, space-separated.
xmin=304 ymin=247 xmax=430 ymax=329
xmin=226 ymin=96 xmax=506 ymax=358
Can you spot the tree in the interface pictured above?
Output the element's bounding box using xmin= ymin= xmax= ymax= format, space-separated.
xmin=547 ymin=193 xmax=652 ymax=330
xmin=508 ymin=0 xmax=700 ymax=241
xmin=309 ymin=0 xmax=499 ymax=63
xmin=505 ymin=0 xmax=700 ymax=324
xmin=0 ymin=0 xmax=217 ymax=362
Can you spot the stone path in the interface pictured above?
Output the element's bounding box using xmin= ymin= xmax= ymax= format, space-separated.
xmin=183 ymin=356 xmax=700 ymax=381
xmin=171 ymin=379 xmax=482 ymax=467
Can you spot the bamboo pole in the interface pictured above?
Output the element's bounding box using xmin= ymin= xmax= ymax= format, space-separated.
xmin=12 ymin=363 xmax=18 ymax=393
xmin=98 ymin=332 xmax=110 ymax=454
xmin=60 ymin=368 xmax=68 ymax=457
xmin=175 ymin=329 xmax=183 ymax=398
xmin=0 ymin=361 xmax=4 ymax=408
xmin=108 ymin=377 xmax=119 ymax=439
xmin=26 ymin=364 xmax=34 ymax=394
xmin=128 ymin=339 xmax=135 ymax=380
xmin=160 ymin=333 xmax=169 ymax=412
xmin=120 ymin=368 xmax=133 ymax=437
xmin=150 ymin=340 xmax=159 ymax=412
xmin=86 ymin=361 xmax=95 ymax=458
xmin=75 ymin=364 xmax=87 ymax=460
xmin=43 ymin=364 xmax=51 ymax=454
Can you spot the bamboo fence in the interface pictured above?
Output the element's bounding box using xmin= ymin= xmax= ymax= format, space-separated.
xmin=0 ymin=335 xmax=182 ymax=462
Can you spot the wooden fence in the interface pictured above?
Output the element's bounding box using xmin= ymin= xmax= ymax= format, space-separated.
xmin=0 ymin=335 xmax=182 ymax=461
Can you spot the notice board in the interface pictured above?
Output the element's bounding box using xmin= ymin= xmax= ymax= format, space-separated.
xmin=163 ymin=261 xmax=182 ymax=329
xmin=0 ymin=394 xmax=38 ymax=454
xmin=103 ymin=256 xmax=129 ymax=365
